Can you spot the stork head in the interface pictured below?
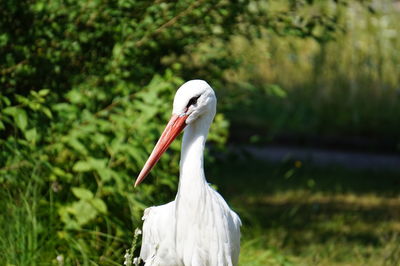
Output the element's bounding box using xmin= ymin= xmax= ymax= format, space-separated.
xmin=135 ymin=80 xmax=216 ymax=187
xmin=172 ymin=79 xmax=216 ymax=124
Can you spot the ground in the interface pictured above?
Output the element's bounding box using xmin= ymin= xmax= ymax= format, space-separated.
xmin=208 ymin=156 xmax=400 ymax=266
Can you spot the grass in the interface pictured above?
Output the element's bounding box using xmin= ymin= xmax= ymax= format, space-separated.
xmin=218 ymin=2 xmax=400 ymax=150
xmin=209 ymin=156 xmax=400 ymax=266
xmin=1 ymin=157 xmax=399 ymax=265
xmin=0 ymin=180 xmax=57 ymax=265
xmin=0 ymin=174 xmax=127 ymax=266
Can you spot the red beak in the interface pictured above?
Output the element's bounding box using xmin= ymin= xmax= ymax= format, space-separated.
xmin=135 ymin=114 xmax=188 ymax=187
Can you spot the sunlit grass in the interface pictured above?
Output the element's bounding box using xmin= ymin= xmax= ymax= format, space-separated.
xmin=1 ymin=158 xmax=399 ymax=265
xmin=240 ymin=237 xmax=294 ymax=266
xmin=210 ymin=158 xmax=400 ymax=266
xmin=0 ymin=175 xmax=128 ymax=265
xmin=0 ymin=181 xmax=57 ymax=265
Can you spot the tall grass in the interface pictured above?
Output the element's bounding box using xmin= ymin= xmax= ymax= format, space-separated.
xmin=0 ymin=169 xmax=132 ymax=265
xmin=0 ymin=177 xmax=57 ymax=265
xmin=222 ymin=1 xmax=400 ymax=147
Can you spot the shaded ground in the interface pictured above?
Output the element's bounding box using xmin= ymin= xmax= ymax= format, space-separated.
xmin=207 ymin=158 xmax=400 ymax=265
xmin=232 ymin=145 xmax=400 ymax=170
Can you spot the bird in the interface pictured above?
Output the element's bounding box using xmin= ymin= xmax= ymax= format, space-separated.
xmin=134 ymin=80 xmax=241 ymax=266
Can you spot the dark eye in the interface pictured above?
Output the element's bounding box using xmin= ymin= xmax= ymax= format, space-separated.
xmin=186 ymin=95 xmax=200 ymax=108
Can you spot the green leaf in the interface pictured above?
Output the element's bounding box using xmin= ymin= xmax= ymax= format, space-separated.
xmin=73 ymin=160 xmax=92 ymax=172
xmin=67 ymin=138 xmax=88 ymax=155
xmin=72 ymin=187 xmax=94 ymax=200
xmin=16 ymin=108 xmax=28 ymax=131
xmin=2 ymin=106 xmax=17 ymax=116
xmin=112 ymin=43 xmax=122 ymax=57
xmin=4 ymin=107 xmax=28 ymax=131
xmin=87 ymin=158 xmax=107 ymax=169
xmin=97 ymin=168 xmax=112 ymax=181
xmin=38 ymin=89 xmax=50 ymax=96
xmin=41 ymin=107 xmax=52 ymax=118
xmin=1 ymin=95 xmax=11 ymax=106
xmin=58 ymin=206 xmax=80 ymax=230
xmin=25 ymin=128 xmax=38 ymax=143
xmin=90 ymin=198 xmax=107 ymax=213
xmin=71 ymin=200 xmax=97 ymax=225
xmin=67 ymin=90 xmax=83 ymax=104
xmin=266 ymin=84 xmax=287 ymax=98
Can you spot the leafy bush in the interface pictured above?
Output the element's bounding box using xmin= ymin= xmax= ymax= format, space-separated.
xmin=0 ymin=0 xmax=371 ymax=263
xmin=0 ymin=0 xmax=234 ymax=262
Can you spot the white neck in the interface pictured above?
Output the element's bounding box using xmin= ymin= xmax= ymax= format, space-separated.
xmin=173 ymin=111 xmax=216 ymax=258
xmin=176 ymin=112 xmax=214 ymax=202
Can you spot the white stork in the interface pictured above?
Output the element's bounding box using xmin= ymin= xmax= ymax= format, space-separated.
xmin=134 ymin=80 xmax=241 ymax=266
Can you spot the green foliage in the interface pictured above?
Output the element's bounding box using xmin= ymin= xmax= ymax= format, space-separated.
xmin=0 ymin=0 xmax=243 ymax=262
xmin=0 ymin=73 xmax=183 ymax=263
xmin=0 ymin=177 xmax=57 ymax=265
xmin=219 ymin=2 xmax=400 ymax=148
xmin=0 ymin=0 xmax=380 ymax=264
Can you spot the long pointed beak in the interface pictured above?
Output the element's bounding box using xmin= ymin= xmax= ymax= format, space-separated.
xmin=135 ymin=114 xmax=188 ymax=187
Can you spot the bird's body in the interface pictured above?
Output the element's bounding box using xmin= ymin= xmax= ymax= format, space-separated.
xmin=135 ymin=80 xmax=241 ymax=266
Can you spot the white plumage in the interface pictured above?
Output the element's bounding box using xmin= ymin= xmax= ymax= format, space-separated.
xmin=135 ymin=80 xmax=241 ymax=266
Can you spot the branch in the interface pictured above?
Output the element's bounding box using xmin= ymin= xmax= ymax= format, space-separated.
xmin=0 ymin=60 xmax=28 ymax=75
xmin=135 ymin=0 xmax=206 ymax=47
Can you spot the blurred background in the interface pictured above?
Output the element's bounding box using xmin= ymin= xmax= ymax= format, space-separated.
xmin=1 ymin=0 xmax=399 ymax=265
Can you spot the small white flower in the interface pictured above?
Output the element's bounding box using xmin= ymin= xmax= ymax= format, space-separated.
xmin=133 ymin=257 xmax=140 ymax=265
xmin=134 ymin=228 xmax=142 ymax=236
xmin=56 ymin=255 xmax=64 ymax=266
xmin=123 ymin=250 xmax=132 ymax=265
